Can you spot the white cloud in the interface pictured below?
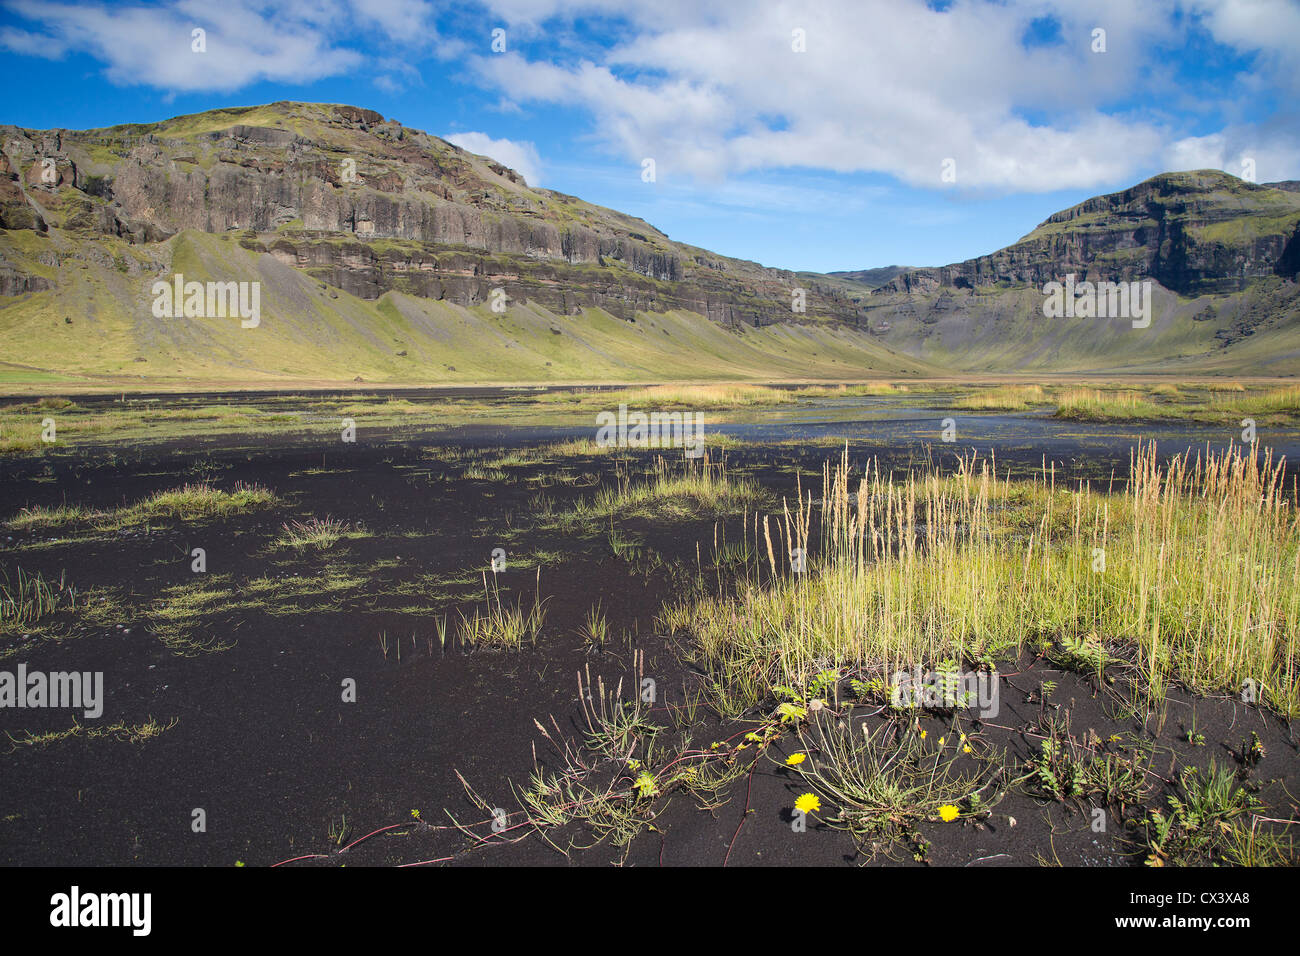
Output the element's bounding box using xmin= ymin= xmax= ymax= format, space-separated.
xmin=444 ymin=131 xmax=543 ymax=186
xmin=3 ymin=0 xmax=1297 ymax=193
xmin=1188 ymin=0 xmax=1300 ymax=95
xmin=0 ymin=0 xmax=439 ymax=92
xmin=467 ymin=0 xmax=1300 ymax=191
xmin=1165 ymin=127 xmax=1300 ymax=186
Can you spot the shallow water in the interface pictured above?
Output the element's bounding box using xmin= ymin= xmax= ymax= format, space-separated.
xmin=15 ymin=390 xmax=1300 ymax=484
xmin=432 ymin=402 xmax=1300 ymax=483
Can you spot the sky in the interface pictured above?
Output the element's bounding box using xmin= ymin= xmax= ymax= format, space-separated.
xmin=1 ymin=0 xmax=1298 ymax=273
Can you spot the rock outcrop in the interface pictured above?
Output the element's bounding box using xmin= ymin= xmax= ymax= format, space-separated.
xmin=0 ymin=101 xmax=859 ymax=328
xmin=876 ymin=171 xmax=1300 ymax=297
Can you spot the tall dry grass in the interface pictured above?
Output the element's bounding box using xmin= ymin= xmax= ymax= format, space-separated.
xmin=1053 ymin=388 xmax=1168 ymax=420
xmin=671 ymin=443 xmax=1299 ymax=715
xmin=951 ymin=384 xmax=1046 ymax=411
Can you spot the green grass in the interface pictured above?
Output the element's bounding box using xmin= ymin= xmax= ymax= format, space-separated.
xmin=951 ymin=384 xmax=1047 ymax=411
xmin=605 ymin=383 xmax=797 ymax=408
xmin=1052 ymin=385 xmax=1300 ymax=423
xmin=1052 ymin=388 xmax=1170 ymax=421
xmin=1137 ymin=761 xmax=1281 ymax=866
xmin=580 ymin=602 xmax=610 ymax=648
xmin=560 ymin=452 xmax=768 ymax=524
xmin=457 ymin=569 xmax=548 ymax=649
xmin=1211 ymin=385 xmax=1300 ymax=418
xmin=784 ymin=717 xmax=1000 ymax=860
xmin=276 ymin=516 xmax=353 ymax=549
xmin=147 ymin=570 xmax=366 ymax=653
xmin=7 ymin=482 xmax=278 ymax=533
xmin=0 ymin=568 xmax=74 ymax=636
xmin=6 ymin=715 xmax=179 ymax=751
xmin=666 ymin=443 xmax=1300 ymax=716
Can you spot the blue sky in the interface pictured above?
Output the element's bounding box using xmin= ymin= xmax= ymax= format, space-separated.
xmin=2 ymin=0 xmax=1298 ymax=273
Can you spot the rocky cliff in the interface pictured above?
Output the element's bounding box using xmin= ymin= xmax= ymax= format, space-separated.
xmin=876 ymin=171 xmax=1300 ymax=297
xmin=851 ymin=171 xmax=1300 ymax=374
xmin=0 ymin=101 xmax=859 ymax=327
xmin=3 ymin=102 xmax=1299 ymax=384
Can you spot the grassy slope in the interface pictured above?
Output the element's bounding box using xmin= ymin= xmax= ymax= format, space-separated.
xmin=854 ymin=174 xmax=1300 ymax=376
xmin=864 ymin=283 xmax=1300 ymax=376
xmin=0 ymin=229 xmax=938 ymax=389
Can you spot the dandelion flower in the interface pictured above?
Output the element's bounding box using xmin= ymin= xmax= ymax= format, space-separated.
xmin=938 ymin=804 xmax=960 ymax=823
xmin=794 ymin=793 xmax=821 ymax=815
xmin=786 ymin=753 xmax=807 ymax=766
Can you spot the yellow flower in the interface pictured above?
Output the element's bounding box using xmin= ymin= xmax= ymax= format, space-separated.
xmin=786 ymin=753 xmax=807 ymax=766
xmin=794 ymin=793 xmax=821 ymax=815
xmin=937 ymin=804 xmax=960 ymax=823
xmin=962 ymin=745 xmax=972 ymax=754
xmin=920 ymin=730 xmax=927 ymax=739
xmin=938 ymin=736 xmax=946 ymax=747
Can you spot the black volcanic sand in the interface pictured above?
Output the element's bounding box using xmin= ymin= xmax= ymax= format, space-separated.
xmin=1 ymin=433 xmax=1297 ymax=867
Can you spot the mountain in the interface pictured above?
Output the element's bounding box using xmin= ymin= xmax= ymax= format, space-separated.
xmin=0 ymin=101 xmax=931 ymax=389
xmin=1 ymin=102 xmax=1298 ymax=388
xmin=826 ymin=266 xmax=916 ymax=289
xmin=856 ymin=171 xmax=1300 ymax=374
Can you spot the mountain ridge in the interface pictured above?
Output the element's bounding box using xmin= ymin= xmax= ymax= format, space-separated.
xmin=2 ymin=102 xmax=1298 ymax=386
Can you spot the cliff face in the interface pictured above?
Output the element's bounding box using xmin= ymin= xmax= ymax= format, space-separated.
xmin=879 ymin=171 xmax=1300 ymax=296
xmin=0 ymin=101 xmax=858 ymax=327
xmin=4 ymin=102 xmax=1299 ymax=382
xmin=843 ymin=170 xmax=1300 ymax=374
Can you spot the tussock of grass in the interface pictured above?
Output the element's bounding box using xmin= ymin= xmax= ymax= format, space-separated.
xmin=1052 ymin=384 xmax=1300 ymax=423
xmin=457 ymin=569 xmax=548 ymax=649
xmin=1053 ymin=388 xmax=1170 ymax=421
xmin=0 ymin=420 xmax=44 ymax=455
xmin=670 ymin=443 xmax=1300 ymax=716
xmin=795 ymin=382 xmax=908 ymax=398
xmin=951 ymin=384 xmax=1046 ymax=411
xmin=1138 ymin=761 xmax=1278 ymax=866
xmin=1211 ymin=385 xmax=1300 ymax=417
xmin=0 ymin=568 xmax=74 ymax=634
xmin=611 ymin=384 xmax=796 ymax=408
xmin=277 ymin=516 xmax=352 ymax=549
xmin=7 ymin=482 xmax=278 ymax=532
xmin=132 ymin=482 xmax=277 ymax=520
xmin=786 ymin=717 xmax=1000 ymax=857
xmin=566 ymin=452 xmax=767 ymax=523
